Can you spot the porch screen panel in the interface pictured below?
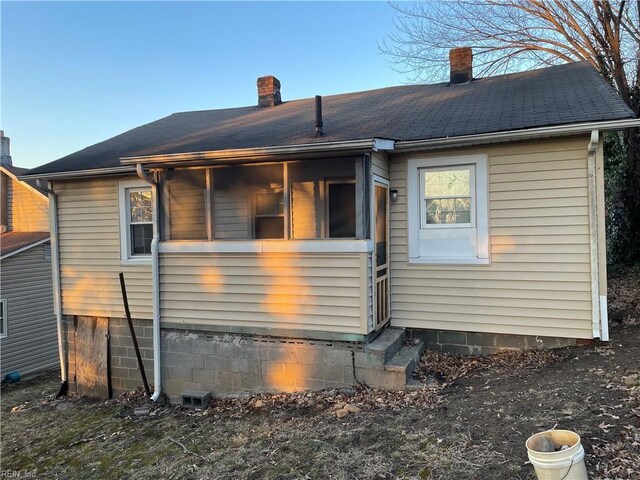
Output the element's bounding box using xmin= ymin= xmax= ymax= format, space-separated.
xmin=213 ymin=164 xmax=284 ymax=240
xmin=289 ymin=158 xmax=357 ymax=240
xmin=168 ymin=169 xmax=207 ymax=240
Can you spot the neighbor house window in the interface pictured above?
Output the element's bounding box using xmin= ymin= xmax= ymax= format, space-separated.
xmin=0 ymin=300 xmax=7 ymax=339
xmin=119 ymin=180 xmax=153 ymax=262
xmin=407 ymin=154 xmax=489 ymax=264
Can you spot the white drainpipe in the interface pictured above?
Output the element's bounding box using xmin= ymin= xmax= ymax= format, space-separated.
xmin=586 ymin=130 xmax=608 ymax=341
xmin=136 ymin=164 xmax=162 ymax=401
xmin=37 ymin=180 xmax=67 ymax=389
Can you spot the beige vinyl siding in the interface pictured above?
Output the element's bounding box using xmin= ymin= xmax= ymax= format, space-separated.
xmin=6 ymin=175 xmax=13 ymax=230
xmin=11 ymin=179 xmax=49 ymax=231
xmin=212 ymin=189 xmax=251 ymax=239
xmin=55 ymin=177 xmax=152 ymax=319
xmin=389 ymin=136 xmax=594 ymax=339
xmin=1 ymin=243 xmax=58 ymax=376
xmin=160 ymin=252 xmax=369 ymax=334
xmin=372 ymin=152 xmax=390 ymax=179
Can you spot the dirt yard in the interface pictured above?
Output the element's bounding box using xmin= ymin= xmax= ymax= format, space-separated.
xmin=2 ymin=269 xmax=639 ymax=480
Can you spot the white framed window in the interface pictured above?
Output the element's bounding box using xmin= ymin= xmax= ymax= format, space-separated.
xmin=0 ymin=299 xmax=7 ymax=339
xmin=119 ymin=180 xmax=153 ymax=263
xmin=407 ymin=154 xmax=489 ymax=264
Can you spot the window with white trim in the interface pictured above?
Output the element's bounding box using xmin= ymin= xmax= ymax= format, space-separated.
xmin=0 ymin=300 xmax=7 ymax=338
xmin=119 ymin=180 xmax=153 ymax=262
xmin=407 ymin=154 xmax=489 ymax=264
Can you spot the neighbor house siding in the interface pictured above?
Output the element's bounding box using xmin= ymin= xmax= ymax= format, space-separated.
xmin=6 ymin=176 xmax=13 ymax=230
xmin=1 ymin=244 xmax=58 ymax=376
xmin=55 ymin=177 xmax=152 ymax=319
xmin=11 ymin=179 xmax=49 ymax=231
xmin=389 ymin=136 xmax=594 ymax=339
xmin=159 ymin=252 xmax=369 ymax=334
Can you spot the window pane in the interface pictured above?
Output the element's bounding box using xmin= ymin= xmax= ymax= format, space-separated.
xmin=256 ymin=192 xmax=284 ymax=216
xmin=425 ymin=169 xmax=470 ymax=197
xmin=0 ymin=301 xmax=4 ymax=335
xmin=131 ymin=224 xmax=153 ymax=255
xmin=255 ymin=216 xmax=284 ymax=239
xmin=426 ymin=198 xmax=471 ymax=224
xmin=129 ymin=190 xmax=152 ymax=223
xmin=328 ymin=183 xmax=356 ymax=238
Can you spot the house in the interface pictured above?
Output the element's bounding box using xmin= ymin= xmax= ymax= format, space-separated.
xmin=0 ymin=131 xmax=59 ymax=378
xmin=22 ymin=49 xmax=639 ymax=402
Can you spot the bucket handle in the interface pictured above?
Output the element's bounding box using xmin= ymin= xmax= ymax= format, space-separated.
xmin=559 ymin=458 xmax=575 ymax=480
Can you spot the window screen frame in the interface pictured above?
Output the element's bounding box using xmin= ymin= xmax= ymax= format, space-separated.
xmin=324 ymin=178 xmax=357 ymax=239
xmin=419 ymin=164 xmax=476 ymax=230
xmin=118 ymin=179 xmax=153 ymax=264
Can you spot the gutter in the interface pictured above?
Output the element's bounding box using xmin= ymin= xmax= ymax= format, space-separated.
xmin=36 ymin=180 xmax=68 ymax=395
xmin=18 ymin=119 xmax=639 ymax=181
xmin=121 ymin=138 xmax=396 ymax=166
xmin=394 ymin=119 xmax=640 ymax=152
xmin=135 ymin=164 xmax=162 ymax=401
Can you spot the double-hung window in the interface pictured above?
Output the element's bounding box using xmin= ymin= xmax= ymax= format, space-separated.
xmin=420 ymin=166 xmax=474 ymax=228
xmin=407 ymin=154 xmax=489 ymax=264
xmin=119 ymin=180 xmax=153 ymax=263
xmin=254 ymin=186 xmax=285 ymax=239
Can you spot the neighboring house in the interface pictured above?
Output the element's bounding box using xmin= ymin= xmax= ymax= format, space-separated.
xmin=22 ymin=49 xmax=639 ymax=402
xmin=0 ymin=131 xmax=59 ymax=378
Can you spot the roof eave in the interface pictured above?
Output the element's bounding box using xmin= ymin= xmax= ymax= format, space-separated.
xmin=119 ymin=138 xmax=396 ymax=167
xmin=394 ymin=118 xmax=640 ymax=153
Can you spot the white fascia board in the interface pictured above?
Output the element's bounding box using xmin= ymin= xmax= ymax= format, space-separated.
xmin=120 ymin=139 xmax=388 ymax=166
xmin=395 ymin=119 xmax=640 ymax=153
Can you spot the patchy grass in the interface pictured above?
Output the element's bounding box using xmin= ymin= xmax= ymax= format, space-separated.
xmin=2 ymin=272 xmax=639 ymax=479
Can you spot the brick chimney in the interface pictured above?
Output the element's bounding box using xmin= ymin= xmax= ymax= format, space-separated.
xmin=257 ymin=75 xmax=282 ymax=108
xmin=1 ymin=130 xmax=12 ymax=167
xmin=449 ymin=47 xmax=473 ymax=84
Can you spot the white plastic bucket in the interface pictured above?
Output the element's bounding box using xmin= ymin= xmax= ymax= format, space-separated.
xmin=525 ymin=430 xmax=588 ymax=480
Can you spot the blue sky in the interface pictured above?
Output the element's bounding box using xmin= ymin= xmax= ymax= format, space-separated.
xmin=1 ymin=1 xmax=408 ymax=168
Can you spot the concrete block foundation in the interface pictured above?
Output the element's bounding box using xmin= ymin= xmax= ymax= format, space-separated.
xmin=161 ymin=329 xmax=362 ymax=403
xmin=408 ymin=328 xmax=577 ymax=355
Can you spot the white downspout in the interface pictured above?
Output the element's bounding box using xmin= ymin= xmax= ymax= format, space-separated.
xmin=136 ymin=164 xmax=162 ymax=401
xmin=37 ymin=180 xmax=67 ymax=390
xmin=587 ymin=130 xmax=604 ymax=339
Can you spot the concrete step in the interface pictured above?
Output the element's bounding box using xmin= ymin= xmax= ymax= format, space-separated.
xmin=359 ymin=328 xmax=406 ymax=366
xmin=355 ymin=340 xmax=425 ymax=390
xmin=385 ymin=343 xmax=424 ymax=375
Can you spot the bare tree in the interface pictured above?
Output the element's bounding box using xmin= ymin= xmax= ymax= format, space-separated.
xmin=382 ymin=0 xmax=640 ymax=263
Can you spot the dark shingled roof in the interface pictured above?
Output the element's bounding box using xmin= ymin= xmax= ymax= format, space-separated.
xmin=0 ymin=231 xmax=49 ymax=257
xmin=26 ymin=61 xmax=635 ymax=176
